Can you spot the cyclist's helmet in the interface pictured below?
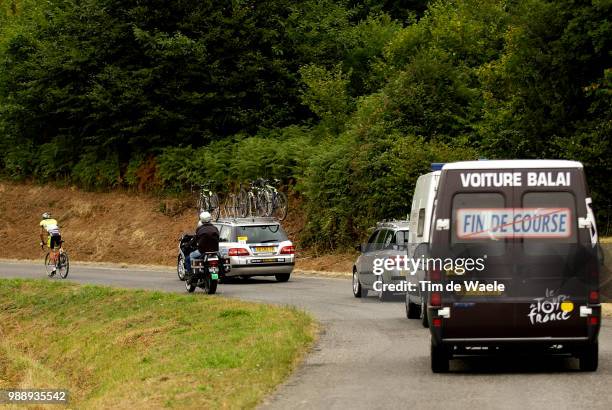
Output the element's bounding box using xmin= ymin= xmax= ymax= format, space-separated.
xmin=199 ymin=211 xmax=212 ymax=223
xmin=42 ymin=212 xmax=51 ymax=219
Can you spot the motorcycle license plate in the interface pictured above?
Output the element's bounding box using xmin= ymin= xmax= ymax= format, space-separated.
xmin=211 ymin=273 xmax=219 ymax=280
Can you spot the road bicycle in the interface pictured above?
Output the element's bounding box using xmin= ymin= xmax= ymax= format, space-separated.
xmin=195 ymin=181 xmax=220 ymax=220
xmin=224 ymin=191 xmax=242 ymax=218
xmin=261 ymin=178 xmax=288 ymax=221
xmin=43 ymin=241 xmax=69 ymax=279
xmin=238 ymin=180 xmax=269 ymax=217
xmin=234 ymin=179 xmax=288 ymax=220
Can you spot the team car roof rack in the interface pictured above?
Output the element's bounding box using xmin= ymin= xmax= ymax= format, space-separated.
xmin=217 ymin=217 xmax=280 ymax=224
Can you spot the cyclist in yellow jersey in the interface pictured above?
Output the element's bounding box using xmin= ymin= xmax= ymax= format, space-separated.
xmin=40 ymin=212 xmax=62 ymax=272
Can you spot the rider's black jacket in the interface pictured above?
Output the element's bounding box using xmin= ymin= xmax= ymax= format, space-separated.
xmin=191 ymin=222 xmax=220 ymax=253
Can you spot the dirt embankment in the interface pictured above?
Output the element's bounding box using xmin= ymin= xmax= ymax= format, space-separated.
xmin=0 ymin=181 xmax=355 ymax=271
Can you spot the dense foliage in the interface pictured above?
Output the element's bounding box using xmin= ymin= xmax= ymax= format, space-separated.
xmin=1 ymin=0 xmax=610 ymax=247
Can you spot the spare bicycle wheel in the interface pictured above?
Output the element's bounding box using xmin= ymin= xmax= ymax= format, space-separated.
xmin=273 ymin=191 xmax=288 ymax=221
xmin=210 ymin=193 xmax=220 ymax=220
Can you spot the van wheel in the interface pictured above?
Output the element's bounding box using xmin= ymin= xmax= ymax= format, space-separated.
xmin=406 ymin=295 xmax=420 ymax=319
xmin=275 ymin=273 xmax=291 ymax=282
xmin=578 ymin=342 xmax=598 ymax=371
xmin=421 ymin=297 xmax=429 ymax=328
xmin=431 ymin=340 xmax=450 ymax=373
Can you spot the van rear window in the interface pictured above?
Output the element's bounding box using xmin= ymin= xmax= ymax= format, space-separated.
xmin=522 ymin=192 xmax=577 ymax=255
xmin=452 ymin=193 xmax=506 ymax=255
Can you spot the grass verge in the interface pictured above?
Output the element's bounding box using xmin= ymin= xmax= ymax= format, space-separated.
xmin=0 ymin=279 xmax=316 ymax=409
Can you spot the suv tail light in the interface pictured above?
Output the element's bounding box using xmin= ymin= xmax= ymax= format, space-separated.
xmin=589 ymin=290 xmax=599 ymax=304
xmin=228 ymin=248 xmax=250 ymax=256
xmin=280 ymin=245 xmax=295 ymax=255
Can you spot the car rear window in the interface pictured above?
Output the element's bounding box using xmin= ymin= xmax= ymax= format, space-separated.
xmin=235 ymin=225 xmax=288 ymax=244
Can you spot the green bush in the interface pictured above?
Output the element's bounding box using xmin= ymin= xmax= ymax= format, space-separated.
xmin=71 ymin=153 xmax=121 ymax=189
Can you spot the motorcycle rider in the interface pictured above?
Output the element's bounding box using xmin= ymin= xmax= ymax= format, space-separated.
xmin=185 ymin=211 xmax=220 ymax=273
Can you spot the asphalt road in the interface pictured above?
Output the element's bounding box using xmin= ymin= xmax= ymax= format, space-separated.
xmin=1 ymin=261 xmax=610 ymax=410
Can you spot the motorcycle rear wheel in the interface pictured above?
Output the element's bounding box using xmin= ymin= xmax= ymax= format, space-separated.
xmin=202 ymin=276 xmax=218 ymax=295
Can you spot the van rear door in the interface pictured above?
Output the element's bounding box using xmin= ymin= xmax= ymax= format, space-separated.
xmin=432 ymin=170 xmax=516 ymax=339
xmin=511 ymin=169 xmax=590 ymax=338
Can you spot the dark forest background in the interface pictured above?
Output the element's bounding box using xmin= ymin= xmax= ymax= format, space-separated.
xmin=1 ymin=0 xmax=610 ymax=247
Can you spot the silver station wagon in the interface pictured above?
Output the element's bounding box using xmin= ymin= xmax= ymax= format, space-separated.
xmin=353 ymin=220 xmax=410 ymax=301
xmin=213 ymin=217 xmax=295 ymax=282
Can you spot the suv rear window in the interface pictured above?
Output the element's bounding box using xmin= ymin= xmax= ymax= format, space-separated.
xmin=235 ymin=225 xmax=288 ymax=244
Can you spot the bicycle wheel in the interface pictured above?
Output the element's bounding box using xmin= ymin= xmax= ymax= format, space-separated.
xmin=230 ymin=193 xmax=240 ymax=218
xmin=259 ymin=190 xmax=273 ymax=217
xmin=197 ymin=192 xmax=205 ymax=212
xmin=238 ymin=188 xmax=249 ymax=217
xmin=44 ymin=253 xmax=56 ymax=277
xmin=58 ymin=252 xmax=70 ymax=279
xmin=272 ymin=191 xmax=288 ymax=221
xmin=209 ymin=193 xmax=220 ymax=220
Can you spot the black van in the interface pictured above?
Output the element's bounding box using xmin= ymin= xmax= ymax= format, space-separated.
xmin=424 ymin=160 xmax=601 ymax=372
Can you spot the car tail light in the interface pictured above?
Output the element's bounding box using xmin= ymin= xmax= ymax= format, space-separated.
xmin=429 ymin=268 xmax=441 ymax=281
xmin=228 ymin=248 xmax=249 ymax=256
xmin=208 ymin=259 xmax=219 ymax=267
xmin=280 ymin=245 xmax=295 ymax=255
xmin=589 ymin=316 xmax=599 ymax=326
xmin=589 ymin=290 xmax=599 ymax=304
xmin=430 ymin=292 xmax=441 ymax=307
xmin=432 ymin=318 xmax=442 ymax=328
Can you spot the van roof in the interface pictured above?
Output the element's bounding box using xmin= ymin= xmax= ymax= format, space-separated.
xmin=442 ymin=159 xmax=583 ymax=170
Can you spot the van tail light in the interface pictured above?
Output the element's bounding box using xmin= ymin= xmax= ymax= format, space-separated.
xmin=589 ymin=316 xmax=599 ymax=326
xmin=432 ymin=318 xmax=442 ymax=328
xmin=430 ymin=292 xmax=441 ymax=307
xmin=228 ymin=248 xmax=250 ymax=256
xmin=280 ymin=245 xmax=295 ymax=255
xmin=589 ymin=290 xmax=599 ymax=304
xmin=208 ymin=259 xmax=219 ymax=267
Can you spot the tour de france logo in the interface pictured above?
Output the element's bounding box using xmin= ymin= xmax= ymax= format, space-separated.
xmin=527 ymin=289 xmax=574 ymax=325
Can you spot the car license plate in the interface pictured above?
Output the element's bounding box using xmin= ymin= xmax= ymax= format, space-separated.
xmin=255 ymin=246 xmax=275 ymax=253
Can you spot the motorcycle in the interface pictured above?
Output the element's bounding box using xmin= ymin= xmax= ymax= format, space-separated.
xmin=177 ymin=233 xmax=230 ymax=294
